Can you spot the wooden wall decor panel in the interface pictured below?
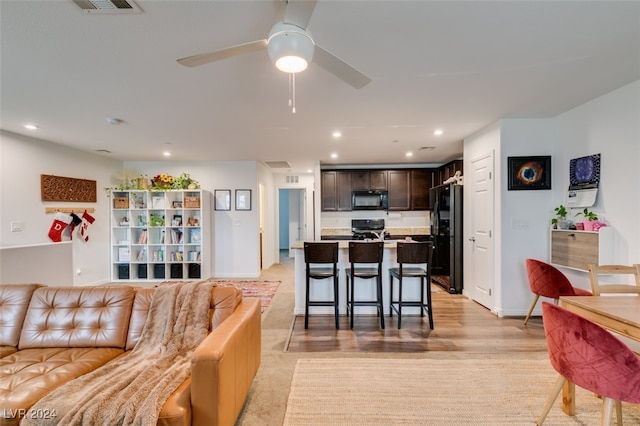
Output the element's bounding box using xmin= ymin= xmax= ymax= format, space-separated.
xmin=41 ymin=174 xmax=97 ymax=202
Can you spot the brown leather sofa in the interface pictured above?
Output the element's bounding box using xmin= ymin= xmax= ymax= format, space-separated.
xmin=0 ymin=283 xmax=261 ymax=426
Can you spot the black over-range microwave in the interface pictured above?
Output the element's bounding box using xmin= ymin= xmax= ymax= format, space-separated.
xmin=352 ymin=190 xmax=389 ymax=210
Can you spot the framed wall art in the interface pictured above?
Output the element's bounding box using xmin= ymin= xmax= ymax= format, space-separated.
xmin=507 ymin=156 xmax=551 ymax=190
xmin=214 ymin=190 xmax=231 ymax=211
xmin=235 ymin=189 xmax=251 ymax=211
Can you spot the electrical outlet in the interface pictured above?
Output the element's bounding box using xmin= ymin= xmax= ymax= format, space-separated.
xmin=10 ymin=221 xmax=23 ymax=232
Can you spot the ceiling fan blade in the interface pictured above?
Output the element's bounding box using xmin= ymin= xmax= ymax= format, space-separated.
xmin=177 ymin=39 xmax=268 ymax=68
xmin=283 ymin=0 xmax=317 ymax=29
xmin=312 ymin=46 xmax=372 ymax=89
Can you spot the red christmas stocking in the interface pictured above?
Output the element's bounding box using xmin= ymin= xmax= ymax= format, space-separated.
xmin=48 ymin=213 xmax=72 ymax=242
xmin=79 ymin=210 xmax=95 ymax=242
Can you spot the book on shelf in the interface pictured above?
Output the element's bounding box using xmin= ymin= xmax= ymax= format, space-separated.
xmin=136 ymin=248 xmax=146 ymax=262
xmin=189 ymin=228 xmax=201 ymax=243
xmin=168 ymin=229 xmax=183 ymax=244
xmin=171 ymin=251 xmax=184 ymax=261
xmin=137 ymin=229 xmax=148 ymax=244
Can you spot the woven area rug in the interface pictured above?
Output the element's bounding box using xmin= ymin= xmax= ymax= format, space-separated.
xmin=431 ymin=275 xmax=450 ymax=291
xmin=212 ymin=280 xmax=281 ymax=312
xmin=283 ymin=358 xmax=640 ymax=425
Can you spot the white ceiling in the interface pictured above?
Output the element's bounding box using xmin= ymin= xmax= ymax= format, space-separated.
xmin=2 ymin=1 xmax=639 ymax=175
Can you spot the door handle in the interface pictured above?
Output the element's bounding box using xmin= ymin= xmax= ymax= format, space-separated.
xmin=468 ymin=237 xmax=476 ymax=242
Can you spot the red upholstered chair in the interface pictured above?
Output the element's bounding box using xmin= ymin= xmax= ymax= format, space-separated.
xmin=523 ymin=259 xmax=591 ymax=325
xmin=537 ymin=302 xmax=640 ymax=425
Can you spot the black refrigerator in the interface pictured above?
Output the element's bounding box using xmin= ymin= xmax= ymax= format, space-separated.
xmin=429 ymin=184 xmax=463 ymax=294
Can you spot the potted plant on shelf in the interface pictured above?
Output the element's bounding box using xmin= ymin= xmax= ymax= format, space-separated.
xmin=551 ymin=205 xmax=570 ymax=229
xmin=576 ymin=208 xmax=600 ymax=231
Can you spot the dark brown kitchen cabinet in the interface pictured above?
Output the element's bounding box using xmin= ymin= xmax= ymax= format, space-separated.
xmin=411 ymin=169 xmax=432 ymax=210
xmin=351 ymin=171 xmax=371 ymax=190
xmin=387 ymin=170 xmax=411 ymax=210
xmin=351 ymin=170 xmax=387 ymax=190
xmin=370 ymin=170 xmax=387 ymax=190
xmin=321 ymin=171 xmax=352 ymax=211
xmin=444 ymin=160 xmax=463 ymax=181
xmin=432 ymin=160 xmax=463 ymax=187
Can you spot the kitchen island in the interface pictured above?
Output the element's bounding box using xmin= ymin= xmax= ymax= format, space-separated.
xmin=291 ymin=240 xmax=429 ymax=317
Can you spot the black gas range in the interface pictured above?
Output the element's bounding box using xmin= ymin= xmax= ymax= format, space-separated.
xmin=351 ymin=219 xmax=385 ymax=240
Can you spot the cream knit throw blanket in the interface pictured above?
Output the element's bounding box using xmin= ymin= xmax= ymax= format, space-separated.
xmin=23 ymin=280 xmax=215 ymax=426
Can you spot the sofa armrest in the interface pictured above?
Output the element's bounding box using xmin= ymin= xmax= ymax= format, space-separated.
xmin=190 ymin=298 xmax=261 ymax=426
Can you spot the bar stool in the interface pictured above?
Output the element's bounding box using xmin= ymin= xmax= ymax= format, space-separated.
xmin=346 ymin=241 xmax=385 ymax=329
xmin=303 ymin=242 xmax=340 ymax=329
xmin=389 ymin=241 xmax=434 ymax=329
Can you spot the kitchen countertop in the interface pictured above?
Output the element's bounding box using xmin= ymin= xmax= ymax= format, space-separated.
xmin=291 ymin=240 xmax=403 ymax=250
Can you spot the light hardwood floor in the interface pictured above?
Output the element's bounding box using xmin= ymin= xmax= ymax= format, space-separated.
xmin=273 ymin=251 xmax=548 ymax=354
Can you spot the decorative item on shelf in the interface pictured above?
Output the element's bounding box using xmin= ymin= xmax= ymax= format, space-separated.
xmin=184 ymin=196 xmax=200 ymax=208
xmin=173 ymin=173 xmax=200 ymax=189
xmin=149 ymin=213 xmax=165 ymax=227
xmin=551 ymin=205 xmax=570 ymax=229
xmin=151 ymin=172 xmax=201 ymax=190
xmin=152 ymin=173 xmax=175 ymax=189
xmin=113 ymin=197 xmax=129 ymax=209
xmin=576 ymin=208 xmax=601 ymax=231
xmin=136 ymin=176 xmax=150 ymax=190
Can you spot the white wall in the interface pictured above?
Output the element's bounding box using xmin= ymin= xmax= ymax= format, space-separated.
xmin=125 ymin=161 xmax=263 ymax=278
xmin=466 ymin=80 xmax=640 ymax=317
xmin=552 ymin=80 xmax=640 ymax=286
xmin=257 ymin=163 xmax=277 ymax=271
xmin=0 ymin=131 xmax=121 ymax=285
xmin=499 ymin=119 xmax=555 ymax=316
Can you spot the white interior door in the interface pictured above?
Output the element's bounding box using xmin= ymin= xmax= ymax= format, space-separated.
xmin=469 ymin=152 xmax=494 ymax=309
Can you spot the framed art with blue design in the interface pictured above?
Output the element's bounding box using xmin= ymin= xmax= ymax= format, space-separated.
xmin=508 ymin=156 xmax=551 ymax=190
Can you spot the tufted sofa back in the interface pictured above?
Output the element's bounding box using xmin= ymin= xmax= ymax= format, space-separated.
xmin=19 ymin=286 xmax=136 ymax=349
xmin=3 ymin=283 xmax=243 ymax=351
xmin=125 ymin=285 xmax=242 ymax=350
xmin=0 ymin=284 xmax=42 ymax=347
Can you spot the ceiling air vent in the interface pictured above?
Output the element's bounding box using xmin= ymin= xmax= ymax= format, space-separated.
xmin=71 ymin=0 xmax=142 ymax=14
xmin=265 ymin=161 xmax=292 ymax=169
xmin=286 ymin=176 xmax=299 ymax=184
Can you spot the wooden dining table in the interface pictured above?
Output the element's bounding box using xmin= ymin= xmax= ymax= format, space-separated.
xmin=559 ymin=295 xmax=640 ymax=415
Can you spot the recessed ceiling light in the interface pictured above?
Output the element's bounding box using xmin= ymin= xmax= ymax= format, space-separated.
xmin=419 ymin=146 xmax=436 ymax=151
xmin=331 ymin=153 xmax=338 ymax=159
xmin=163 ymin=151 xmax=171 ymax=157
xmin=24 ymin=124 xmax=39 ymax=130
xmin=434 ymin=129 xmax=444 ymax=136
xmin=307 ymin=169 xmax=312 ymax=173
xmin=406 ymin=152 xmax=413 ymax=157
xmin=392 ymin=139 xmax=400 ymax=144
xmin=332 ymin=131 xmax=342 ymax=139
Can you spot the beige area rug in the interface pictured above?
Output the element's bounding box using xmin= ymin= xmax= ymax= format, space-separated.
xmin=283 ymin=358 xmax=640 ymax=425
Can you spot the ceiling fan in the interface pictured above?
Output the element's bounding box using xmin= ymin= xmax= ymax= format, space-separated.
xmin=176 ymin=0 xmax=372 ymax=90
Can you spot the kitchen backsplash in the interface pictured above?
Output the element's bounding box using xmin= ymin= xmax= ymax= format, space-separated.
xmin=321 ymin=226 xmax=430 ymax=237
xmin=321 ymin=210 xmax=428 ymax=226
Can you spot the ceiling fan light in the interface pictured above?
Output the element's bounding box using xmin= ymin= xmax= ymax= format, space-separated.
xmin=268 ymin=22 xmax=314 ymax=74
xmin=275 ymin=56 xmax=308 ymax=73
